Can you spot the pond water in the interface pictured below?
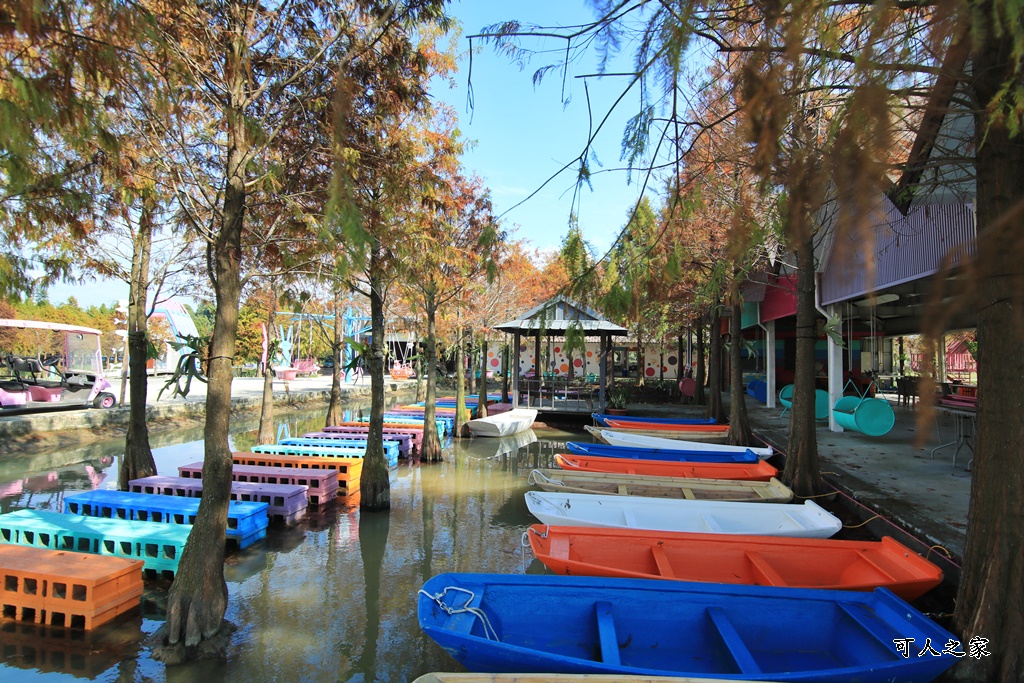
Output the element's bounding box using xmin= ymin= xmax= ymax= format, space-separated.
xmin=0 ymin=402 xmax=580 ymax=683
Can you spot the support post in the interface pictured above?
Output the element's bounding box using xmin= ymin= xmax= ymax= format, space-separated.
xmin=766 ymin=319 xmax=777 ymax=409
xmin=827 ymin=304 xmax=845 ymax=432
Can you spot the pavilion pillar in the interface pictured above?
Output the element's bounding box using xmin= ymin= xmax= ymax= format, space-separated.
xmin=598 ymin=333 xmax=608 ymax=407
xmin=511 ymin=331 xmax=520 ymax=408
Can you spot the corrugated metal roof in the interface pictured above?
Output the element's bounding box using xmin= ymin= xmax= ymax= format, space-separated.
xmin=820 ymin=200 xmax=976 ymax=305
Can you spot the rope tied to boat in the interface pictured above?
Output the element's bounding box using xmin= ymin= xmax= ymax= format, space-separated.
xmin=527 ymin=469 xmax=559 ymax=486
xmin=521 ymin=524 xmax=550 ymax=548
xmin=418 ymin=586 xmax=500 ymax=641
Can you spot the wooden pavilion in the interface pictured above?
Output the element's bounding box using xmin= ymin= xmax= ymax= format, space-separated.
xmin=493 ymin=295 xmax=629 ymax=413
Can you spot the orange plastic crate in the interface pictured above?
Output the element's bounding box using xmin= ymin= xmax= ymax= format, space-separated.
xmin=0 ymin=545 xmax=143 ymax=630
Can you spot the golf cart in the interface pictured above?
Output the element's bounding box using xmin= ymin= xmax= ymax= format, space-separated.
xmin=0 ymin=318 xmax=117 ymax=411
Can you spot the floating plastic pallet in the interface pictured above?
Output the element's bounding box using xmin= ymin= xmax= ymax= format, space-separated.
xmin=279 ymin=437 xmax=403 ymax=459
xmin=252 ymin=443 xmax=398 ymax=468
xmin=0 ymin=509 xmax=189 ymax=578
xmin=230 ymin=453 xmax=361 ymax=495
xmin=324 ymin=424 xmax=424 ymax=451
xmin=371 ymin=415 xmax=448 ymax=435
xmin=63 ymin=490 xmax=268 ymax=549
xmin=128 ymin=476 xmax=307 ymax=524
xmin=0 ymin=544 xmax=143 ymax=630
xmin=178 ymin=462 xmax=339 ymax=505
xmin=384 ymin=413 xmax=454 ymax=433
xmin=303 ymin=430 xmax=413 ymax=455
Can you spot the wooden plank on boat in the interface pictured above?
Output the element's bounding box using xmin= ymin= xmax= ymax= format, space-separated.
xmin=528 ymin=469 xmax=793 ymax=502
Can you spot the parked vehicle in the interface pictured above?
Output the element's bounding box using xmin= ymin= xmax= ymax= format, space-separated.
xmin=0 ymin=319 xmax=117 ymax=412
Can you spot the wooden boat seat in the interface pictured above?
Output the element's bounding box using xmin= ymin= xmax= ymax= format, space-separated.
xmin=594 ymin=601 xmax=621 ymax=666
xmin=705 ymin=607 xmax=762 ymax=674
xmin=650 ymin=544 xmax=675 ymax=579
xmin=701 ymin=514 xmax=723 ymax=533
xmin=744 ymin=551 xmax=787 ymax=587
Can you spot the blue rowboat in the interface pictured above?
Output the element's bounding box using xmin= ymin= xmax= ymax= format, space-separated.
xmin=566 ymin=442 xmax=759 ymax=463
xmin=592 ymin=412 xmax=717 ymax=426
xmin=418 ymin=573 xmax=960 ymax=683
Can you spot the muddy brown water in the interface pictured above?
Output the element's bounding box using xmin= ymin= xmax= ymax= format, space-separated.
xmin=0 ymin=403 xmax=579 ymax=682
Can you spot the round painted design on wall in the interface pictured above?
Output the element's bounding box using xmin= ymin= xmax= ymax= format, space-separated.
xmin=491 ymin=358 xmax=500 ymax=367
xmin=574 ymin=358 xmax=583 ymax=367
xmin=587 ymin=351 xmax=593 ymax=357
xmin=554 ymin=346 xmax=561 ymax=353
xmin=645 ymin=367 xmax=656 ymax=377
xmin=560 ymin=363 xmax=569 ymax=373
xmin=667 ymin=355 xmax=677 ymax=365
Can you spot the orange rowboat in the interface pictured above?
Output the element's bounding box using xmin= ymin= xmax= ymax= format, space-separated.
xmin=555 ymin=453 xmax=777 ymax=481
xmin=603 ymin=418 xmax=731 ymax=433
xmin=526 ymin=525 xmax=943 ymax=601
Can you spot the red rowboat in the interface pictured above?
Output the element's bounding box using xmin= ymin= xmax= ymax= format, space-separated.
xmin=527 ymin=525 xmax=943 ymax=601
xmin=603 ymin=418 xmax=732 ymax=433
xmin=555 ymin=453 xmax=778 ymax=481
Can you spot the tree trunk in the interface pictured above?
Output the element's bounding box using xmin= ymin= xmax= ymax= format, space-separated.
xmin=454 ymin=328 xmax=468 ymax=438
xmin=360 ymin=250 xmax=391 ymax=510
xmin=782 ymin=223 xmax=824 ymax=497
xmin=421 ymin=293 xmax=443 ymax=462
xmin=325 ymin=289 xmax=344 ymax=427
xmin=477 ymin=336 xmax=488 ymax=418
xmin=950 ymin=23 xmax=1024 ymax=681
xmin=695 ymin=321 xmax=707 ymax=405
xmin=467 ymin=341 xmax=476 ymax=396
xmin=707 ymin=309 xmax=724 ymax=422
xmin=157 ymin=17 xmax=246 ymax=656
xmin=256 ymin=288 xmax=276 ymax=445
xmin=414 ymin=351 xmax=425 ymax=403
xmin=728 ymin=300 xmax=754 ymax=445
xmin=120 ymin=197 xmax=156 ymax=488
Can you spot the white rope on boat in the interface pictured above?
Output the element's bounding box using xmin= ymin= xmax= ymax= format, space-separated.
xmin=527 ymin=469 xmax=560 ymax=486
xmin=418 ymin=586 xmax=500 ymax=641
xmin=521 ymin=524 xmax=550 ymax=548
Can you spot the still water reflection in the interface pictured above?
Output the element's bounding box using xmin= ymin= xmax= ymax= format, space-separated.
xmin=0 ymin=404 xmax=581 ymax=682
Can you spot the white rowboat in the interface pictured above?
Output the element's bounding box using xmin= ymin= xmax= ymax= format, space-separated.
xmin=524 ymin=491 xmax=841 ymax=538
xmin=598 ymin=429 xmax=773 ymax=458
xmin=466 ymin=408 xmax=538 ymax=437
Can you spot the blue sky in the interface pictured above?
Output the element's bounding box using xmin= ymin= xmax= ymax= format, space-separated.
xmin=439 ymin=0 xmax=650 ymax=256
xmin=49 ymin=1 xmax=650 ymax=308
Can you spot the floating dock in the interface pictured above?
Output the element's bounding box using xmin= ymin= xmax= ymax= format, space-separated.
xmin=231 ymin=452 xmax=362 ymax=495
xmin=0 ymin=544 xmax=143 ymax=630
xmin=63 ymin=490 xmax=269 ymax=549
xmin=128 ymin=476 xmax=307 ymax=524
xmin=0 ymin=509 xmax=189 ymax=578
xmin=178 ymin=462 xmax=340 ymax=505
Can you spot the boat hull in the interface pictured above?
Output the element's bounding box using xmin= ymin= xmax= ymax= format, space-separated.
xmin=592 ymin=413 xmax=716 ymax=426
xmin=566 ymin=442 xmax=759 ymax=463
xmin=525 ymin=492 xmax=842 ymax=537
xmin=603 ymin=418 xmax=731 ymax=433
xmin=527 ymin=469 xmax=794 ymax=502
xmin=598 ymin=430 xmax=773 ymax=458
xmin=527 ymin=525 xmax=943 ymax=600
xmin=556 ymin=453 xmax=778 ymax=481
xmin=585 ymin=424 xmax=729 ymax=444
xmin=467 ymin=408 xmax=538 ymax=437
xmin=418 ymin=573 xmax=959 ymax=683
